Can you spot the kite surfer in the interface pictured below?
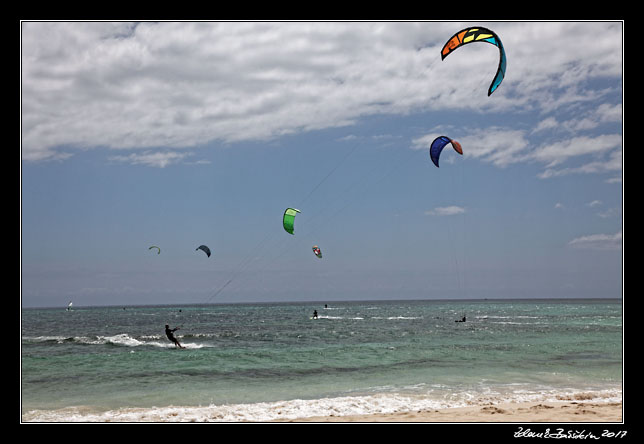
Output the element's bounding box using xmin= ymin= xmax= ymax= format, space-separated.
xmin=312 ymin=310 xmax=318 ymax=319
xmin=165 ymin=324 xmax=184 ymax=348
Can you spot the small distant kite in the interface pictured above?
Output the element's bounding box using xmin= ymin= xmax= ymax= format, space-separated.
xmin=441 ymin=26 xmax=507 ymax=96
xmin=149 ymin=246 xmax=161 ymax=254
xmin=312 ymin=245 xmax=322 ymax=259
xmin=283 ymin=208 xmax=300 ymax=235
xmin=430 ymin=136 xmax=463 ymax=168
xmin=196 ymin=245 xmax=211 ymax=257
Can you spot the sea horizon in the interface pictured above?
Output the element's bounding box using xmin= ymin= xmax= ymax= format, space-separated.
xmin=21 ymin=295 xmax=623 ymax=310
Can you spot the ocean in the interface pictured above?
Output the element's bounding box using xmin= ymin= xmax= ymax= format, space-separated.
xmin=21 ymin=299 xmax=622 ymax=422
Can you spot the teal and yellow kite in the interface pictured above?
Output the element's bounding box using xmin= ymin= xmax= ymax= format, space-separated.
xmin=441 ymin=26 xmax=507 ymax=96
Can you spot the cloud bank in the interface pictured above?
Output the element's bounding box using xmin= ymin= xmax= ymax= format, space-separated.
xmin=22 ymin=21 xmax=622 ymax=172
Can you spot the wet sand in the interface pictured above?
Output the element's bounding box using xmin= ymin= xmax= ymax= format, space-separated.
xmin=277 ymin=401 xmax=622 ymax=423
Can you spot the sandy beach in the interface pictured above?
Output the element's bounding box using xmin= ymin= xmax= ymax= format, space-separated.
xmin=278 ymin=401 xmax=623 ymax=423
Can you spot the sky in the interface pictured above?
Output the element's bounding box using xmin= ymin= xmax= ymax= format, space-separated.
xmin=20 ymin=21 xmax=623 ymax=308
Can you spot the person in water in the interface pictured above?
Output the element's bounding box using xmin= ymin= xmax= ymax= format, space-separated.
xmin=312 ymin=310 xmax=318 ymax=319
xmin=165 ymin=324 xmax=184 ymax=348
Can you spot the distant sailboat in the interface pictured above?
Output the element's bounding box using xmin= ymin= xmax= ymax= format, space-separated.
xmin=66 ymin=301 xmax=73 ymax=311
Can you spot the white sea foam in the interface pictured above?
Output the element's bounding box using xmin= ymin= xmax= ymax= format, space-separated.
xmin=372 ymin=316 xmax=422 ymax=320
xmin=22 ymin=389 xmax=622 ymax=423
xmin=22 ymin=334 xmax=205 ymax=349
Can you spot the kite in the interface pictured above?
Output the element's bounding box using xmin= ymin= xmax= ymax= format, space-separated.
xmin=312 ymin=245 xmax=322 ymax=259
xmin=430 ymin=136 xmax=463 ymax=168
xmin=196 ymin=245 xmax=211 ymax=257
xmin=149 ymin=246 xmax=161 ymax=254
xmin=441 ymin=26 xmax=507 ymax=96
xmin=283 ymin=208 xmax=300 ymax=235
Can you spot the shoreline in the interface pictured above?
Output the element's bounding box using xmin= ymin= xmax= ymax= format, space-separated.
xmin=22 ymin=400 xmax=622 ymax=423
xmin=277 ymin=401 xmax=623 ymax=423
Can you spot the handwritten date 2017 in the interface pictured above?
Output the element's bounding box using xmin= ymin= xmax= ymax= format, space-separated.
xmin=514 ymin=427 xmax=627 ymax=439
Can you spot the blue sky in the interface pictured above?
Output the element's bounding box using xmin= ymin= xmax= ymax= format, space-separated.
xmin=21 ymin=21 xmax=623 ymax=307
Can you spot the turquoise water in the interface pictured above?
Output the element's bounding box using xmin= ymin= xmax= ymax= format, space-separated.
xmin=21 ymin=299 xmax=622 ymax=422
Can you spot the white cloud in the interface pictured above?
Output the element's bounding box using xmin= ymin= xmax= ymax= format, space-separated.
xmin=532 ymin=117 xmax=559 ymax=134
xmin=568 ymin=231 xmax=622 ymax=250
xmin=109 ymin=150 xmax=190 ymax=168
xmin=460 ymin=128 xmax=531 ymax=167
xmin=21 ymin=21 xmax=623 ymax=163
xmin=425 ymin=206 xmax=466 ymax=216
xmin=532 ymin=134 xmax=621 ymax=167
xmin=538 ymin=147 xmax=622 ymax=179
xmin=533 ymin=103 xmax=622 ymax=136
xmin=596 ymin=207 xmax=621 ymax=219
xmin=596 ymin=103 xmax=623 ymax=123
xmin=525 ymin=101 xmax=622 ymax=178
